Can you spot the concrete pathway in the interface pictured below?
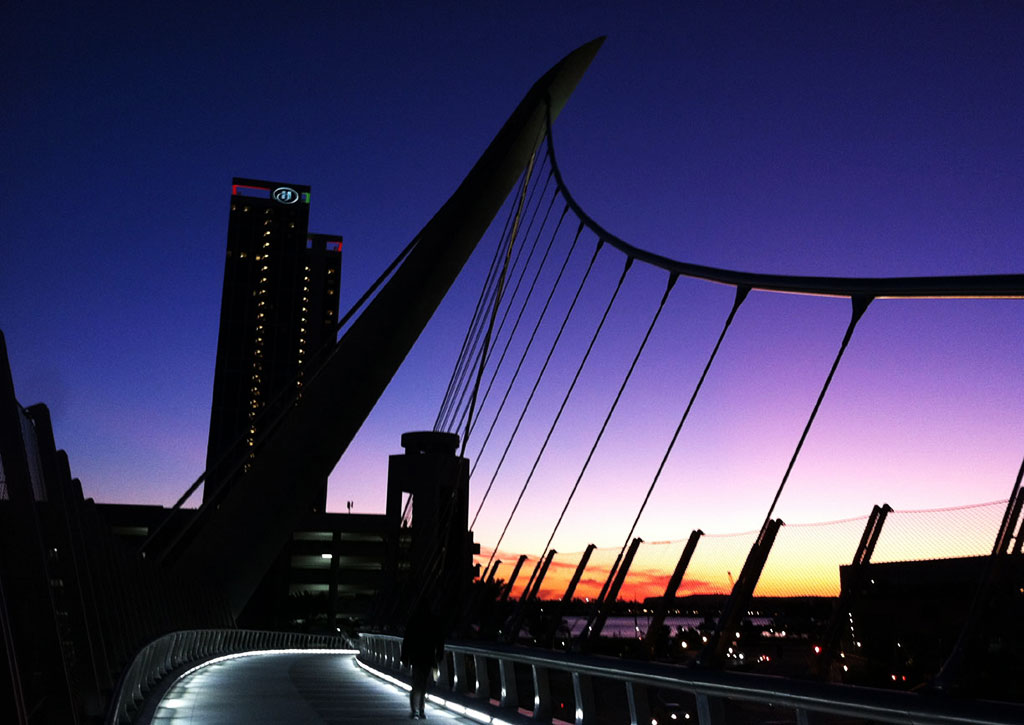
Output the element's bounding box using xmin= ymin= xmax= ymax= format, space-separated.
xmin=146 ymin=652 xmax=479 ymax=724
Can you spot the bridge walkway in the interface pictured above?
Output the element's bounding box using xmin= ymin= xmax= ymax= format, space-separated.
xmin=145 ymin=652 xmax=474 ymax=725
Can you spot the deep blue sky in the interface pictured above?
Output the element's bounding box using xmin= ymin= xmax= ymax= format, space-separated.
xmin=3 ymin=2 xmax=1022 ymax=556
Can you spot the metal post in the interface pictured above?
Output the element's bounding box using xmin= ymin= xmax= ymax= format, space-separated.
xmin=474 ymin=653 xmax=490 ymax=698
xmin=498 ymin=658 xmax=518 ymax=709
xmin=818 ymin=504 xmax=890 ymax=678
xmin=500 ymin=555 xmax=528 ymax=602
xmin=562 ymin=544 xmax=596 ymax=603
xmin=572 ymin=671 xmax=595 ymax=725
xmin=525 ymin=549 xmax=558 ymax=602
xmin=590 ymin=538 xmax=643 ymax=639
xmin=453 ymin=651 xmax=469 ymax=693
xmin=625 ymin=681 xmax=650 ymax=725
xmin=645 ymin=530 xmax=702 ymax=647
xmin=532 ymin=664 xmax=552 ymax=721
xmin=699 ymin=519 xmax=783 ymax=668
xmin=486 ymin=560 xmax=501 ymax=585
xmin=936 ymin=457 xmax=1024 ymax=692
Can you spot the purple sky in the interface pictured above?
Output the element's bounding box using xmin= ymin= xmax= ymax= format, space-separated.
xmin=3 ymin=2 xmax=1022 ymax=559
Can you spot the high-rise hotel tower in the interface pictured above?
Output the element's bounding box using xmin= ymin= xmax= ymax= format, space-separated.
xmin=205 ymin=178 xmax=342 ymax=510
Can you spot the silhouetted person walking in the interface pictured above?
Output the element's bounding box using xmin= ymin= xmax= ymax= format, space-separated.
xmin=402 ymin=603 xmax=443 ymax=718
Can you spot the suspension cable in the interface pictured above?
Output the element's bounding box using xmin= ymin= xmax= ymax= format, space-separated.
xmin=599 ymin=285 xmax=750 ymax=594
xmin=757 ymin=295 xmax=872 ymax=540
xmin=467 ymin=207 xmax=572 ymax=470
xmin=444 ymin=166 xmax=554 ymax=434
xmin=434 ymin=168 xmax=526 ymax=430
xmin=461 ymin=146 xmax=542 ymax=456
xmin=484 ymin=254 xmax=634 ymax=572
xmin=453 ymin=176 xmax=558 ymax=436
xmin=535 ymin=270 xmax=678 ymax=566
xmin=470 ymin=229 xmax=596 ymax=528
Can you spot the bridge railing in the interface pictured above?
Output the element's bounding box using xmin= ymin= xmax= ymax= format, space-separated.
xmin=106 ymin=628 xmax=350 ymax=725
xmin=358 ymin=632 xmax=1024 ymax=725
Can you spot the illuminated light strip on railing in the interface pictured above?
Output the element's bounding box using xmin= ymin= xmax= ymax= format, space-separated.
xmin=355 ymin=657 xmax=504 ymax=724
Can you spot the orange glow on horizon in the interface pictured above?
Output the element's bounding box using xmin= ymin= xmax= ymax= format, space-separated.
xmin=476 ymin=500 xmax=1004 ymax=601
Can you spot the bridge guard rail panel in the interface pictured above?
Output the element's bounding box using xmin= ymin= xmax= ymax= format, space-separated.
xmin=358 ymin=633 xmax=1024 ymax=725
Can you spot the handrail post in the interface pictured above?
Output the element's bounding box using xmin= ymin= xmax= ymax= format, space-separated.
xmin=453 ymin=650 xmax=469 ymax=693
xmin=532 ymin=664 xmax=552 ymax=721
xmin=695 ymin=693 xmax=725 ymax=725
xmin=498 ymin=657 xmax=518 ymax=709
xmin=572 ymin=671 xmax=595 ymax=725
xmin=625 ymin=681 xmax=650 ymax=725
xmin=438 ymin=650 xmax=451 ymax=690
xmin=474 ymin=654 xmax=490 ymax=698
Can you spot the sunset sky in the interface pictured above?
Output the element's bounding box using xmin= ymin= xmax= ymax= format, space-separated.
xmin=3 ymin=3 xmax=1022 ymax=589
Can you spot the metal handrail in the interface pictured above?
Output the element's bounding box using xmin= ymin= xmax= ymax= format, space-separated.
xmin=358 ymin=633 xmax=1024 ymax=725
xmin=106 ymin=628 xmax=350 ymax=725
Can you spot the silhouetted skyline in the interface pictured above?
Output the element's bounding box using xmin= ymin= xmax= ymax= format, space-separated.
xmin=3 ymin=3 xmax=1022 ymax=559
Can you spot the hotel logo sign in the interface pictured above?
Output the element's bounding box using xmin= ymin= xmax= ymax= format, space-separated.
xmin=272 ymin=186 xmax=299 ymax=204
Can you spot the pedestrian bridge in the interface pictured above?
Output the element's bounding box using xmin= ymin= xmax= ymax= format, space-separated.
xmin=139 ymin=650 xmax=475 ymax=725
xmin=116 ymin=630 xmax=1024 ymax=725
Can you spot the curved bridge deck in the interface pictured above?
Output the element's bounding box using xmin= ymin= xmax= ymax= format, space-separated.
xmin=146 ymin=652 xmax=473 ymax=725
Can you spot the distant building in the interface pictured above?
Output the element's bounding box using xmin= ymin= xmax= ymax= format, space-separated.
xmin=205 ymin=179 xmax=342 ymax=510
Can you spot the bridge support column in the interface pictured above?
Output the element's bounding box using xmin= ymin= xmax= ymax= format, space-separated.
xmin=500 ymin=554 xmax=528 ymax=603
xmin=561 ymin=544 xmax=595 ymax=602
xmin=588 ymin=537 xmax=643 ymax=640
xmin=524 ymin=548 xmax=557 ymax=602
xmin=645 ymin=529 xmax=702 ymax=648
xmin=818 ymin=503 xmax=890 ymax=679
xmin=385 ymin=431 xmax=471 ymax=627
xmin=699 ymin=519 xmax=783 ymax=668
xmin=485 ymin=560 xmax=501 ymax=584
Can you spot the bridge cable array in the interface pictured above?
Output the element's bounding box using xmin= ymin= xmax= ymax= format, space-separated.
xmin=430 ymin=102 xmax=1024 ymax=672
